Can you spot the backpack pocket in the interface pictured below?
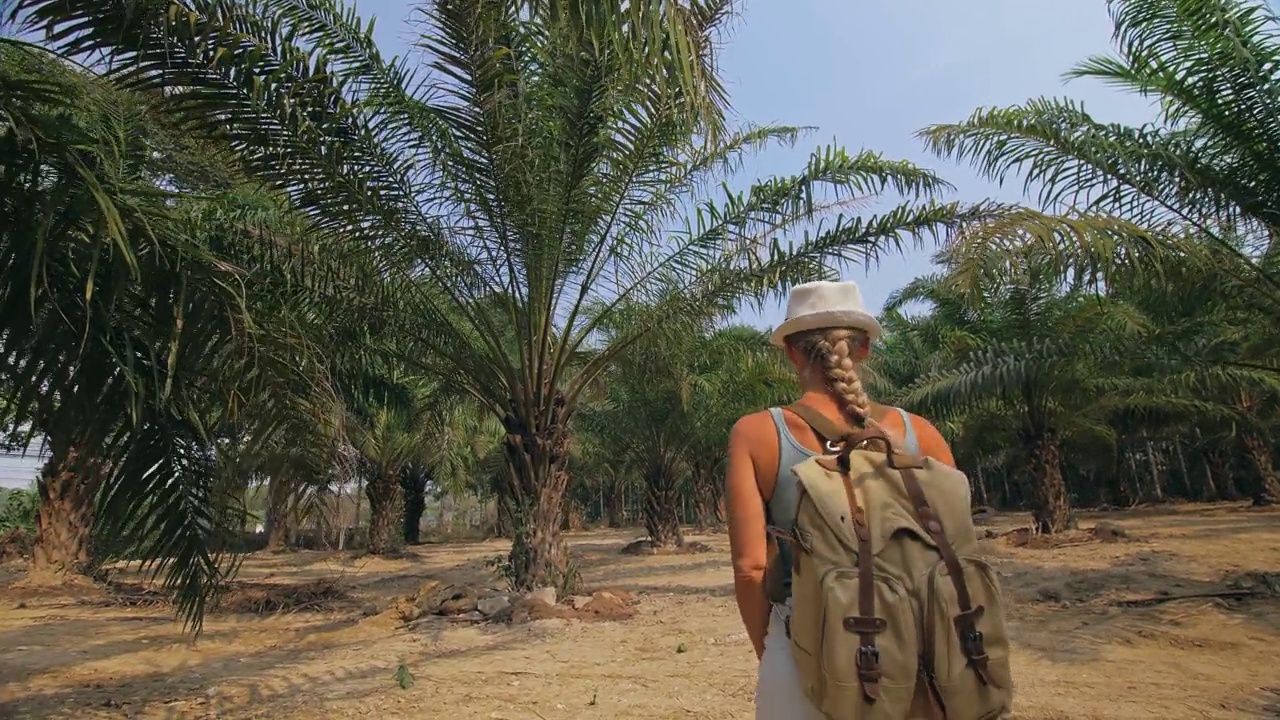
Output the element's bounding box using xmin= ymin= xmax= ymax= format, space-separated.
xmin=811 ymin=567 xmax=919 ymax=720
xmin=923 ymin=556 xmax=1014 ymax=719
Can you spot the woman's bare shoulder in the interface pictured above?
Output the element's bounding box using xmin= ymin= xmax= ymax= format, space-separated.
xmin=730 ymin=409 xmax=776 ymax=441
xmin=902 ymin=410 xmax=956 ymax=467
xmin=727 ymin=410 xmax=782 ymax=499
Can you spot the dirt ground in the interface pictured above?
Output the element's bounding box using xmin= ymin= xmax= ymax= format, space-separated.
xmin=1 ymin=503 xmax=1278 ymax=720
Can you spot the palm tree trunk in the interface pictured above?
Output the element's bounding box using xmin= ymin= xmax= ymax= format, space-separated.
xmin=1190 ymin=430 xmax=1217 ymax=501
xmin=1122 ymin=451 xmax=1142 ymax=506
xmin=972 ymin=466 xmax=993 ymax=504
xmin=366 ymin=469 xmax=403 ymax=554
xmin=353 ymin=466 xmax=365 ymax=538
xmin=501 ymin=399 xmax=574 ymax=592
xmin=605 ymin=477 xmax=625 ymax=529
xmin=506 ymin=468 xmax=571 ymax=590
xmin=1198 ymin=449 xmax=1219 ymax=501
xmin=715 ymin=482 xmax=727 ymax=527
xmin=32 ymin=448 xmax=104 ymax=577
xmin=493 ymin=494 xmax=515 ymax=538
xmin=564 ymin=498 xmax=585 ymax=531
xmin=1023 ymin=428 xmax=1074 ymax=534
xmin=1172 ymin=441 xmax=1193 ymax=499
xmin=401 ymin=467 xmax=428 ymax=544
xmin=691 ymin=467 xmax=721 ymax=532
xmin=644 ymin=462 xmax=684 ymax=548
xmin=1146 ymin=441 xmax=1165 ymax=502
xmin=265 ymin=476 xmax=295 ymax=551
xmin=1208 ymin=448 xmax=1241 ymax=500
xmin=1242 ymin=434 xmax=1280 ymax=507
xmin=336 ymin=483 xmax=347 ymax=551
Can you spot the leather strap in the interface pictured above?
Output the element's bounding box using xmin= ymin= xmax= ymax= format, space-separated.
xmin=786 ymin=403 xmax=854 ymax=446
xmin=839 ymin=473 xmax=885 ymax=702
xmin=898 ymin=465 xmax=993 ymax=686
xmin=786 ymin=403 xmax=896 ymax=458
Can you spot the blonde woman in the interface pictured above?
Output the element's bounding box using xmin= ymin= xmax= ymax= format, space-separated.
xmin=724 ymin=280 xmax=959 ymax=719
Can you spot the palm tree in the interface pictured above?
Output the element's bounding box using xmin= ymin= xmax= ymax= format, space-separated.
xmin=403 ymin=389 xmax=504 ymax=543
xmin=566 ymin=429 xmax=637 ymax=529
xmin=678 ymin=326 xmax=793 ymax=532
xmin=918 ymin=0 xmax=1280 ymax=313
xmin=0 ymin=39 xmax=377 ymax=629
xmin=581 ymin=319 xmax=791 ymax=547
xmin=578 ymin=316 xmax=707 ymax=549
xmin=898 ymin=0 xmax=1280 ymax=523
xmin=878 ymin=238 xmax=1278 ymax=531
xmin=1101 ymin=238 xmax=1280 ymax=505
xmin=16 ymin=0 xmax=984 ymax=589
xmin=884 ymin=259 xmax=1161 ymax=532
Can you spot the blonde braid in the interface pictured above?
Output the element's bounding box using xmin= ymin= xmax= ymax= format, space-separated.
xmin=789 ymin=327 xmax=891 ymax=450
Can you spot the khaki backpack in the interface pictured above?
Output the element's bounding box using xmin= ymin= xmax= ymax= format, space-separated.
xmin=774 ymin=404 xmax=1014 ymax=720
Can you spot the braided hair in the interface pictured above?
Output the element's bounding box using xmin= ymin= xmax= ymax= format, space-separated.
xmin=787 ymin=326 xmax=891 ymax=448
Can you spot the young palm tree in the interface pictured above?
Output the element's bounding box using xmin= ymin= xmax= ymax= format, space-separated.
xmin=879 ymin=240 xmax=1276 ymax=530
xmin=885 ymin=260 xmax=1158 ymax=532
xmin=678 ymin=325 xmax=794 ymax=532
xmin=1103 ymin=238 xmax=1280 ymax=505
xmin=581 ymin=317 xmax=790 ymax=548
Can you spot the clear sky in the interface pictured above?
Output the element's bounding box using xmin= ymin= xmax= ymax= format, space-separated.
xmin=352 ymin=0 xmax=1156 ymax=329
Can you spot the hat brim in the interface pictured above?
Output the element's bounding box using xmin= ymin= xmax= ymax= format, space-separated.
xmin=769 ymin=310 xmax=883 ymax=348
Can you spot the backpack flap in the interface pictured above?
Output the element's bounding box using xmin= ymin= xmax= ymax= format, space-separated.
xmin=791 ymin=458 xmax=861 ymax=554
xmin=795 ymin=452 xmax=944 ymax=558
xmin=855 ymin=449 xmax=979 ymax=557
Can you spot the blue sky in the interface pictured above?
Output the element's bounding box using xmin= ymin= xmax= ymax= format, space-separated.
xmin=353 ymin=0 xmax=1156 ymax=329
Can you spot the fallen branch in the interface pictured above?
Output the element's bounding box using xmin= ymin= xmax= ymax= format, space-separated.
xmin=1114 ymin=590 xmax=1264 ymax=608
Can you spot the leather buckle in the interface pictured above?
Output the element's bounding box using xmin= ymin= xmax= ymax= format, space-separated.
xmin=856 ymin=644 xmax=881 ymax=670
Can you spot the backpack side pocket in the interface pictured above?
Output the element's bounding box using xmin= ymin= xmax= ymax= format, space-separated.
xmin=923 ymin=557 xmax=1014 ymax=719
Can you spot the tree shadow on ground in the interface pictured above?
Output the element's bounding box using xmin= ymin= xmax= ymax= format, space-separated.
xmin=0 ymin=618 xmax=538 ymax=720
xmin=1252 ymin=686 xmax=1280 ymax=718
xmin=0 ymin=611 xmax=372 ymax=692
xmin=991 ymin=544 xmax=1280 ymax=666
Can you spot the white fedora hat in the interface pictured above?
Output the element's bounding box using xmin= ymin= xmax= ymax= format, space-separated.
xmin=769 ymin=280 xmax=883 ymax=348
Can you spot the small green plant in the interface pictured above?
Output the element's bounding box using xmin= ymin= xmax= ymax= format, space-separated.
xmin=0 ymin=487 xmax=37 ymax=534
xmin=557 ymin=555 xmax=582 ymax=597
xmin=483 ymin=553 xmax=517 ymax=589
xmin=394 ymin=662 xmax=414 ymax=690
xmin=484 ymin=549 xmax=582 ymax=595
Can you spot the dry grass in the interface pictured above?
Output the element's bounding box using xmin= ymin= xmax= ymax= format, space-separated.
xmin=1 ymin=503 xmax=1279 ymax=719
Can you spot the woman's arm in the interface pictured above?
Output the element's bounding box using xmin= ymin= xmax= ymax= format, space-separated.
xmin=725 ymin=415 xmax=772 ymax=660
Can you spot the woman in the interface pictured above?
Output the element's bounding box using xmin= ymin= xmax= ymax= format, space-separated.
xmin=724 ymin=279 xmax=958 ymax=719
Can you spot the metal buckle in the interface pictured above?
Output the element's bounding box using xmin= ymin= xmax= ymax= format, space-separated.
xmin=962 ymin=630 xmax=985 ymax=657
xmin=856 ymin=644 xmax=880 ymax=669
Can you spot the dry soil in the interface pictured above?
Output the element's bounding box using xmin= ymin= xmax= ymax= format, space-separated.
xmin=1 ymin=503 xmax=1278 ymax=719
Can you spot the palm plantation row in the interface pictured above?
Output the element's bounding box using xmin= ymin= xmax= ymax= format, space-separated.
xmin=1 ymin=0 xmax=1277 ymax=631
